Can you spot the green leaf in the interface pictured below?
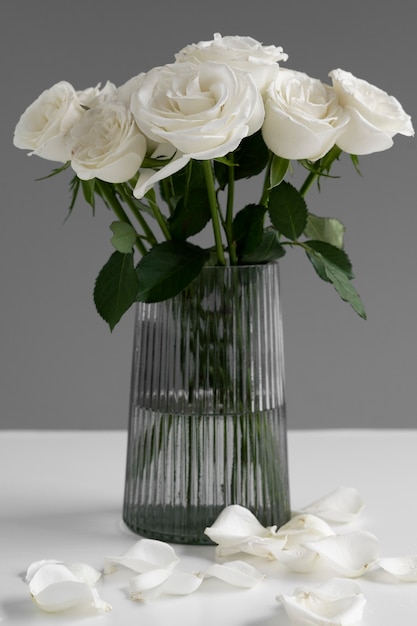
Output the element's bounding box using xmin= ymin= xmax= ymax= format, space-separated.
xmin=304 ymin=242 xmax=366 ymax=318
xmin=268 ymin=181 xmax=308 ymax=240
xmin=305 ymin=214 xmax=345 ymax=249
xmin=232 ymin=204 xmax=266 ymax=258
xmin=136 ymin=240 xmax=210 ymax=302
xmin=36 ymin=161 xmax=71 ymax=181
xmin=305 ymin=240 xmax=354 ymax=278
xmin=168 ymin=188 xmax=212 ymax=240
xmin=110 ymin=221 xmax=137 ymax=253
xmin=240 ymin=228 xmax=286 ymax=264
xmin=94 ymin=251 xmax=139 ymax=331
xmin=214 ymin=130 xmax=270 ymax=189
xmin=269 ymin=155 xmax=290 ymax=189
xmin=81 ymin=179 xmax=96 ymax=210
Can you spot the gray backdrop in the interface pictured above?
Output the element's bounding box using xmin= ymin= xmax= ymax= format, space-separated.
xmin=1 ymin=1 xmax=416 ymax=429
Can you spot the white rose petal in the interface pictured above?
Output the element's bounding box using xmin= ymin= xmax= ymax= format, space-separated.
xmin=27 ymin=562 xmax=111 ymax=613
xmin=277 ymin=578 xmax=366 ymax=626
xmin=262 ymin=68 xmax=349 ymax=161
xmin=175 ymin=32 xmax=287 ymax=92
xmin=215 ymin=535 xmax=286 ymax=560
xmin=276 ymin=547 xmax=320 ymax=573
xmin=304 ymin=531 xmax=379 ymax=578
xmin=13 ymin=80 xmax=84 ymax=162
xmin=130 ymin=569 xmax=203 ymax=601
xmin=299 ymin=487 xmax=365 ymax=523
xmin=69 ymin=99 xmax=146 ymax=183
xmin=330 ymin=68 xmax=414 ymax=155
xmin=202 ymin=560 xmax=265 ymax=588
xmin=277 ymin=514 xmax=335 ymax=546
xmin=104 ymin=538 xmax=179 ymax=574
xmin=204 ymin=504 xmax=273 ymax=546
xmin=378 ymin=555 xmax=417 ymax=582
xmin=77 ymin=80 xmax=117 ymax=108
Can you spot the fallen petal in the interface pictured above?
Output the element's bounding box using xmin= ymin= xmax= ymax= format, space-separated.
xmin=300 ymin=487 xmax=364 ymax=523
xmin=204 ymin=505 xmax=271 ymax=546
xmin=277 ymin=514 xmax=335 ymax=546
xmin=203 ymin=560 xmax=265 ymax=588
xmin=130 ymin=569 xmax=202 ymax=601
xmin=28 ymin=563 xmax=111 ymax=613
xmin=215 ymin=535 xmax=286 ymax=560
xmin=129 ymin=569 xmax=172 ymax=601
xmin=104 ymin=538 xmax=179 ymax=574
xmin=378 ymin=555 xmax=417 ymax=582
xmin=304 ymin=531 xmax=379 ymax=577
xmin=277 ymin=578 xmax=366 ymax=625
xmin=277 ymin=547 xmax=320 ymax=573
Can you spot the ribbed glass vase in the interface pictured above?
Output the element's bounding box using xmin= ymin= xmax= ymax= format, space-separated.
xmin=123 ymin=263 xmax=290 ymax=544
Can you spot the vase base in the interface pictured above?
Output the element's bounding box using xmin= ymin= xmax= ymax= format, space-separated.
xmin=122 ymin=502 xmax=291 ymax=545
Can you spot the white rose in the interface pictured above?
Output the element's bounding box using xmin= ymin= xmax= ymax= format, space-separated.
xmin=262 ymin=68 xmax=349 ymax=161
xmin=131 ymin=61 xmax=265 ymax=198
xmin=69 ymin=100 xmax=146 ymax=183
xmin=329 ymin=69 xmax=414 ymax=154
xmin=77 ymin=80 xmax=117 ymax=109
xmin=175 ymin=32 xmax=288 ymax=92
xmin=13 ymin=81 xmax=84 ymax=162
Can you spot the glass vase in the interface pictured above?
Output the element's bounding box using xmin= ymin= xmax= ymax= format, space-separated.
xmin=123 ymin=263 xmax=290 ymax=544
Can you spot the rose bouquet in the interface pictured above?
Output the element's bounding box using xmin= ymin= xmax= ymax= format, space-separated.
xmin=13 ymin=33 xmax=414 ymax=330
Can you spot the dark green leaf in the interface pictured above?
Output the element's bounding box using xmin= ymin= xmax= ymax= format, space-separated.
xmin=168 ymin=188 xmax=211 ymax=240
xmin=232 ymin=204 xmax=266 ymax=258
xmin=268 ymin=181 xmax=308 ymax=240
xmin=136 ymin=240 xmax=210 ymax=302
xmin=160 ymin=160 xmax=206 ymax=206
xmin=214 ymin=130 xmax=270 ymax=189
xmin=240 ymin=229 xmax=286 ymax=264
xmin=36 ymin=161 xmax=71 ymax=181
xmin=81 ymin=179 xmax=96 ymax=210
xmin=305 ymin=243 xmax=366 ymax=319
xmin=94 ymin=251 xmax=139 ymax=331
xmin=305 ymin=240 xmax=354 ymax=278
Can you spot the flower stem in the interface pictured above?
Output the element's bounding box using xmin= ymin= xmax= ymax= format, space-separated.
xmin=146 ymin=188 xmax=172 ymax=241
xmin=299 ymin=171 xmax=317 ymax=197
xmin=115 ymin=183 xmax=158 ymax=245
xmin=260 ymin=153 xmax=273 ymax=206
xmin=96 ymin=180 xmax=147 ymax=255
xmin=225 ymin=156 xmax=238 ymax=265
xmin=202 ymin=160 xmax=226 ymax=266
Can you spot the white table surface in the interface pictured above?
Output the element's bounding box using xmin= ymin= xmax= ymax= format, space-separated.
xmin=1 ymin=429 xmax=416 ymax=624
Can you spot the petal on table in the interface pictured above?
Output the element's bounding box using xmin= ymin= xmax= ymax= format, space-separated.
xmin=202 ymin=560 xmax=265 ymax=588
xmin=104 ymin=538 xmax=179 ymax=574
xmin=378 ymin=555 xmax=417 ymax=582
xmin=204 ymin=504 xmax=272 ymax=546
xmin=304 ymin=531 xmax=379 ymax=577
xmin=28 ymin=562 xmax=111 ymax=613
xmin=277 ymin=513 xmax=335 ymax=546
xmin=277 ymin=578 xmax=366 ymax=625
xmin=299 ymin=487 xmax=364 ymax=523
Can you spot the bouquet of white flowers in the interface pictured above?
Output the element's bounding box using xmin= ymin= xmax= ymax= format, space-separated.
xmin=13 ymin=33 xmax=413 ymax=330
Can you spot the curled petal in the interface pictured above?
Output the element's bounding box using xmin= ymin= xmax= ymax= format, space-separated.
xmin=104 ymin=539 xmax=179 ymax=574
xmin=304 ymin=531 xmax=379 ymax=577
xmin=277 ymin=514 xmax=335 ymax=546
xmin=129 ymin=569 xmax=172 ymax=601
xmin=278 ymin=578 xmax=366 ymax=626
xmin=277 ymin=547 xmax=320 ymax=573
xmin=299 ymin=487 xmax=364 ymax=523
xmin=28 ymin=562 xmax=111 ymax=613
xmin=378 ymin=555 xmax=417 ymax=582
xmin=215 ymin=536 xmax=286 ymax=560
xmin=204 ymin=504 xmax=272 ymax=546
xmin=202 ymin=560 xmax=265 ymax=588
xmin=130 ymin=569 xmax=203 ymax=601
